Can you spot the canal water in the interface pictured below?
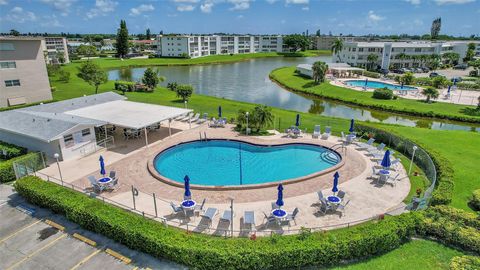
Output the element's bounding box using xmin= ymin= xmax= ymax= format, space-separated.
xmin=108 ymin=56 xmax=479 ymax=132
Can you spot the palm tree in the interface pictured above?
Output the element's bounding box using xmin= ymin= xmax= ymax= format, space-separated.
xmin=366 ymin=54 xmax=379 ymax=71
xmin=252 ymin=105 xmax=274 ymax=132
xmin=428 ymin=54 xmax=441 ymax=71
xmin=331 ymin=38 xmax=343 ymax=63
xmin=312 ymin=61 xmax=329 ymax=84
xmin=422 ymin=86 xmax=439 ymax=103
xmin=396 ymin=53 xmax=407 ymax=68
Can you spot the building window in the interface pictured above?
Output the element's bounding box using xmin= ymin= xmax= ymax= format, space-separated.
xmin=0 ymin=61 xmax=16 ymax=69
xmin=0 ymin=43 xmax=15 ymax=51
xmin=81 ymin=128 xmax=91 ymax=136
xmin=4 ymin=80 xmax=20 ymax=87
xmin=64 ymin=134 xmax=74 ymax=148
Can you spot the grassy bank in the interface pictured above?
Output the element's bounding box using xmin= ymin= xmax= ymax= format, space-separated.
xmin=269 ymin=67 xmax=480 ymax=123
xmin=71 ymin=50 xmax=330 ymax=69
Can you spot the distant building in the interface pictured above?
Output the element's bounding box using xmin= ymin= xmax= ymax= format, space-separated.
xmin=0 ymin=37 xmax=52 ymax=108
xmin=66 ymin=40 xmax=87 ymax=53
xmin=42 ymin=37 xmax=70 ymax=64
xmin=310 ymin=36 xmax=362 ymax=50
xmin=338 ymin=41 xmax=480 ymax=70
xmin=157 ymin=35 xmax=284 ymax=58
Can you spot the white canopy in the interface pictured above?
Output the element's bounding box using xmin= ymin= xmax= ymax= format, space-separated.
xmin=65 ymin=100 xmax=192 ymax=129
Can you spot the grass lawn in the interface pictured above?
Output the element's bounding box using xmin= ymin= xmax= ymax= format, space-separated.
xmin=331 ymin=239 xmax=465 ymax=270
xmin=270 ymin=67 xmax=480 ymax=123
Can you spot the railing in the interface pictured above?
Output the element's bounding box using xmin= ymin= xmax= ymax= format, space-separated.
xmin=80 ymin=136 xmax=115 ymax=157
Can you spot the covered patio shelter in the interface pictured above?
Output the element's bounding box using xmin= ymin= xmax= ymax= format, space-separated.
xmin=65 ymin=100 xmax=192 ymax=147
xmin=329 ymin=65 xmax=365 ymax=79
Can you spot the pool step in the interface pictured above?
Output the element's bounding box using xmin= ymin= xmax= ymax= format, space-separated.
xmin=320 ymin=152 xmax=340 ymax=164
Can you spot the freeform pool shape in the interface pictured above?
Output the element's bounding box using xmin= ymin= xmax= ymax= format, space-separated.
xmin=345 ymin=80 xmax=417 ymax=91
xmin=153 ymin=140 xmax=341 ymax=187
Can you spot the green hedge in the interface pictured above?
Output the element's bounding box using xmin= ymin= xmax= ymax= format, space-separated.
xmin=425 ymin=205 xmax=480 ymax=231
xmin=449 ymin=255 xmax=480 ymax=270
xmin=0 ymin=153 xmax=43 ymax=183
xmin=372 ymin=88 xmax=395 ymax=100
xmin=469 ymin=189 xmax=480 ymax=211
xmin=353 ymin=70 xmax=382 ymax=79
xmin=114 ymin=81 xmax=135 ymax=92
xmin=14 ymin=176 xmax=422 ymax=270
xmin=0 ymin=141 xmax=27 ymax=160
xmin=457 ymin=82 xmax=480 ymax=91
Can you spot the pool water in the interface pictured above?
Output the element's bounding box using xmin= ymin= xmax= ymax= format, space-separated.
xmin=154 ymin=140 xmax=341 ymax=186
xmin=345 ymin=80 xmax=417 ymax=91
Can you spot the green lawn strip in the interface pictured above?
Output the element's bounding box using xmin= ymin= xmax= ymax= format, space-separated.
xmin=330 ymin=239 xmax=465 ymax=270
xmin=398 ymin=155 xmax=430 ymax=204
xmin=269 ymin=67 xmax=480 ymax=123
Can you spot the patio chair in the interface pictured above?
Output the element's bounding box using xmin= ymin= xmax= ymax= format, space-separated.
xmin=284 ymin=208 xmax=299 ymax=225
xmin=220 ymin=210 xmax=233 ymax=223
xmin=355 ymin=138 xmax=375 ymax=151
xmin=243 ymin=211 xmax=255 ymax=232
xmin=337 ymin=190 xmax=346 ymax=200
xmin=109 ymin=170 xmax=116 ymax=180
xmin=197 ymin=113 xmax=208 ymax=124
xmin=107 ymin=178 xmax=118 ymax=190
xmin=340 ymin=131 xmax=346 ymax=143
xmin=174 ymin=114 xmax=186 ymax=121
xmin=367 ymin=143 xmax=386 ymax=155
xmin=170 ymin=202 xmax=183 ymax=214
xmin=386 ymin=173 xmax=400 ymax=187
xmin=195 ymin=198 xmax=206 ymax=213
xmin=262 ymin=211 xmax=276 ymax=224
xmin=190 ymin=113 xmax=200 ymax=123
xmin=179 ymin=112 xmax=194 ymax=122
xmin=336 ymin=200 xmax=350 ymax=216
xmin=312 ymin=125 xmax=321 ymax=139
xmin=87 ymin=175 xmax=103 ymax=193
xmin=201 ymin=208 xmax=217 ymax=228
xmin=321 ymin=126 xmax=331 ymax=140
xmin=317 ymin=190 xmax=324 ymax=201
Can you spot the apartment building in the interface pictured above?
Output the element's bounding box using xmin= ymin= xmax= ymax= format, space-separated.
xmin=338 ymin=41 xmax=480 ymax=70
xmin=0 ymin=37 xmax=52 ymax=108
xmin=310 ymin=36 xmax=365 ymax=50
xmin=42 ymin=37 xmax=70 ymax=64
xmin=158 ymin=35 xmax=284 ymax=58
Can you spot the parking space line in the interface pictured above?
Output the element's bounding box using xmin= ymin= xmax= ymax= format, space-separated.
xmin=6 ymin=234 xmax=67 ymax=270
xmin=0 ymin=220 xmax=42 ymax=244
xmin=69 ymin=249 xmax=102 ymax=270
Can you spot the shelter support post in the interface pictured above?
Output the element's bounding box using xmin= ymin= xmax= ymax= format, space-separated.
xmin=144 ymin=127 xmax=149 ymax=147
xmin=168 ymin=119 xmax=172 ymax=137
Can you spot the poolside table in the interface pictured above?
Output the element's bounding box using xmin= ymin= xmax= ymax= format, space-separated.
xmin=379 ymin=169 xmax=390 ymax=182
xmin=181 ymin=200 xmax=196 ymax=210
xmin=98 ymin=177 xmax=112 ymax=187
xmin=271 ymin=209 xmax=287 ymax=224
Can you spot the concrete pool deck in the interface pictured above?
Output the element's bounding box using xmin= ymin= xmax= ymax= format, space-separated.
xmin=38 ymin=122 xmax=410 ymax=236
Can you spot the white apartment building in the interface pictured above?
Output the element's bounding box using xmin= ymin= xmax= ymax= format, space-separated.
xmin=42 ymin=37 xmax=70 ymax=64
xmin=158 ymin=35 xmax=284 ymax=58
xmin=338 ymin=41 xmax=480 ymax=70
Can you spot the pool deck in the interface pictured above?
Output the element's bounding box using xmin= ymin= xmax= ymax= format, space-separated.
xmin=38 ymin=122 xmax=410 ymax=236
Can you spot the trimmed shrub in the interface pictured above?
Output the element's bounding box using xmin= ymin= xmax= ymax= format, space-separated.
xmin=372 ymin=88 xmax=394 ymax=100
xmin=14 ymin=176 xmax=422 ymax=270
xmin=425 ymin=205 xmax=480 ymax=230
xmin=449 ymin=256 xmax=480 ymax=270
xmin=114 ymin=81 xmax=135 ymax=92
xmin=457 ymin=82 xmax=480 ymax=91
xmin=470 ymin=189 xmax=480 ymax=211
xmin=0 ymin=141 xmax=27 ymax=160
xmin=354 ymin=70 xmax=381 ymax=79
xmin=0 ymin=152 xmax=44 ymax=183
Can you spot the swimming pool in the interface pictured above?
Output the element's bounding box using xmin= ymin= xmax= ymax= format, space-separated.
xmin=345 ymin=80 xmax=417 ymax=91
xmin=153 ymin=140 xmax=342 ymax=187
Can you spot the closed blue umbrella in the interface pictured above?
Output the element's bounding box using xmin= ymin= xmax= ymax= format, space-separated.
xmin=218 ymin=106 xmax=222 ymax=118
xmin=349 ymin=119 xmax=355 ymax=133
xmin=99 ymin=155 xmax=105 ymax=176
xmin=295 ymin=114 xmax=300 ymax=127
xmin=365 ymin=78 xmax=368 ymax=86
xmin=381 ymin=150 xmax=391 ymax=168
xmin=184 ymin=175 xmax=191 ymax=199
xmin=447 ymin=85 xmax=451 ymax=95
xmin=332 ymin=172 xmax=339 ymax=194
xmin=276 ymin=184 xmax=284 ymax=208
xmin=453 ymin=78 xmax=457 ymax=86
xmin=401 ymin=82 xmax=404 ymax=89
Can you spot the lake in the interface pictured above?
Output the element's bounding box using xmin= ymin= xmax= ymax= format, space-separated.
xmin=108 ymin=56 xmax=479 ymax=132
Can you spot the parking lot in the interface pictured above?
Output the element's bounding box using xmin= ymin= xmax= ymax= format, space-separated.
xmin=0 ymin=184 xmax=186 ymax=270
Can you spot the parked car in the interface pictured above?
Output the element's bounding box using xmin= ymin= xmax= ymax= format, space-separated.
xmin=429 ymin=72 xmax=441 ymax=78
xmin=391 ymin=69 xmax=404 ymax=74
xmin=421 ymin=67 xmax=430 ymax=73
xmin=453 ymin=63 xmax=468 ymax=70
xmin=414 ymin=68 xmax=423 ymax=73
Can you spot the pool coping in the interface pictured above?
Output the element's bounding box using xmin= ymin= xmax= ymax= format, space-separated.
xmin=342 ymin=79 xmax=418 ymax=91
xmin=147 ymin=138 xmax=346 ymax=191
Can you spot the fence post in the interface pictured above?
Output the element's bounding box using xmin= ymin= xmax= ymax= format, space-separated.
xmin=131 ymin=185 xmax=136 ymax=210
xmin=153 ymin=193 xmax=158 ymax=217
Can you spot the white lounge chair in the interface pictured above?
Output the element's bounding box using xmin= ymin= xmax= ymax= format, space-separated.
xmin=201 ymin=208 xmax=217 ymax=229
xmin=179 ymin=112 xmax=193 ymax=122
xmin=197 ymin=113 xmax=208 ymax=124
xmin=368 ymin=143 xmax=386 ymax=155
xmin=340 ymin=131 xmax=347 ymax=143
xmin=220 ymin=210 xmax=233 ymax=224
xmin=356 ymin=138 xmax=375 ymax=151
xmin=312 ymin=125 xmax=321 ymax=139
xmin=190 ymin=113 xmax=200 ymax=123
xmin=243 ymin=211 xmax=255 ymax=232
xmin=321 ymin=126 xmax=331 ymax=140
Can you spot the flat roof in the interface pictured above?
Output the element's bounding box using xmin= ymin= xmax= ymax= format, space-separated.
xmin=65 ymin=100 xmax=192 ymax=129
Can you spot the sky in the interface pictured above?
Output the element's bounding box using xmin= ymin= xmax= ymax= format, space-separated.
xmin=0 ymin=0 xmax=479 ymax=36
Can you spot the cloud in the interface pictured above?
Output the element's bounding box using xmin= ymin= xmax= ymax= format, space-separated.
xmin=41 ymin=15 xmax=62 ymax=27
xmin=40 ymin=0 xmax=77 ymax=16
xmin=177 ymin=4 xmax=195 ymax=11
xmin=367 ymin=10 xmax=385 ymax=22
xmin=228 ymin=0 xmax=251 ymax=10
xmin=200 ymin=0 xmax=214 ymax=13
xmin=237 ymin=14 xmax=244 ymax=19
xmin=413 ymin=19 xmax=423 ymax=26
xmin=302 ymin=6 xmax=309 ymax=10
xmin=0 ymin=0 xmax=8 ymax=5
xmin=130 ymin=4 xmax=155 ymax=16
xmin=404 ymin=0 xmax=421 ymax=4
xmin=173 ymin=0 xmax=200 ymax=2
xmin=266 ymin=0 xmax=279 ymax=3
xmin=86 ymin=0 xmax=118 ymax=19
xmin=434 ymin=0 xmax=475 ymax=4
xmin=2 ymin=6 xmax=36 ymax=23
xmin=286 ymin=0 xmax=309 ymax=4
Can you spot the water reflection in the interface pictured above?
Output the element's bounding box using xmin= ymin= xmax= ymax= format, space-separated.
xmin=108 ymin=57 xmax=479 ymax=132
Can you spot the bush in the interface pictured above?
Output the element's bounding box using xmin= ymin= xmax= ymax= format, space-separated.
xmin=0 ymin=141 xmax=27 ymax=160
xmin=449 ymin=256 xmax=480 ymax=270
xmin=99 ymin=53 xmax=108 ymax=58
xmin=431 ymin=76 xmax=452 ymax=88
xmin=425 ymin=205 xmax=480 ymax=230
xmin=414 ymin=77 xmax=433 ymax=86
xmin=469 ymin=70 xmax=478 ymax=77
xmin=456 ymin=82 xmax=480 ymax=90
xmin=0 ymin=152 xmax=42 ymax=183
xmin=58 ymin=70 xmax=70 ymax=83
xmin=14 ymin=176 xmax=423 ymax=270
xmin=354 ymin=70 xmax=381 ymax=79
xmin=469 ymin=189 xmax=480 ymax=211
xmin=114 ymin=81 xmax=135 ymax=92
xmin=372 ymin=88 xmax=394 ymax=100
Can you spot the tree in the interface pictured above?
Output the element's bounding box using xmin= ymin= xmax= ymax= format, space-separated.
xmin=422 ymin=86 xmax=439 ymax=103
xmin=116 ymin=20 xmax=129 ymax=58
xmin=56 ymin=52 xmax=65 ymax=64
xmin=442 ymin=52 xmax=460 ymax=65
xmin=77 ymin=61 xmax=108 ymax=94
xmin=469 ymin=59 xmax=480 ymax=77
xmin=464 ymin=43 xmax=476 ymax=62
xmin=477 ymin=96 xmax=480 ymax=110
xmin=331 ymin=38 xmax=343 ymax=62
xmin=251 ymin=105 xmax=274 ymax=132
xmin=401 ymin=72 xmax=415 ymax=85
xmin=431 ymin=76 xmax=451 ymax=88
xmin=431 ymin=17 xmax=441 ymax=40
xmin=77 ymin=45 xmax=97 ymax=57
xmin=142 ymin=68 xmax=160 ymax=89
xmin=316 ymin=29 xmax=321 ymax=37
xmin=366 ymin=54 xmax=379 ymax=71
xmin=167 ymin=82 xmax=178 ymax=91
xmin=10 ymin=29 xmax=20 ymax=36
xmin=428 ymin=54 xmax=441 ymax=71
xmin=175 ymin=84 xmax=194 ymax=102
xmin=146 ymin=28 xmax=151 ymax=40
xmin=311 ymin=61 xmax=328 ymax=84
xmin=58 ymin=70 xmax=70 ymax=83
xmin=283 ymin=34 xmax=310 ymax=52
